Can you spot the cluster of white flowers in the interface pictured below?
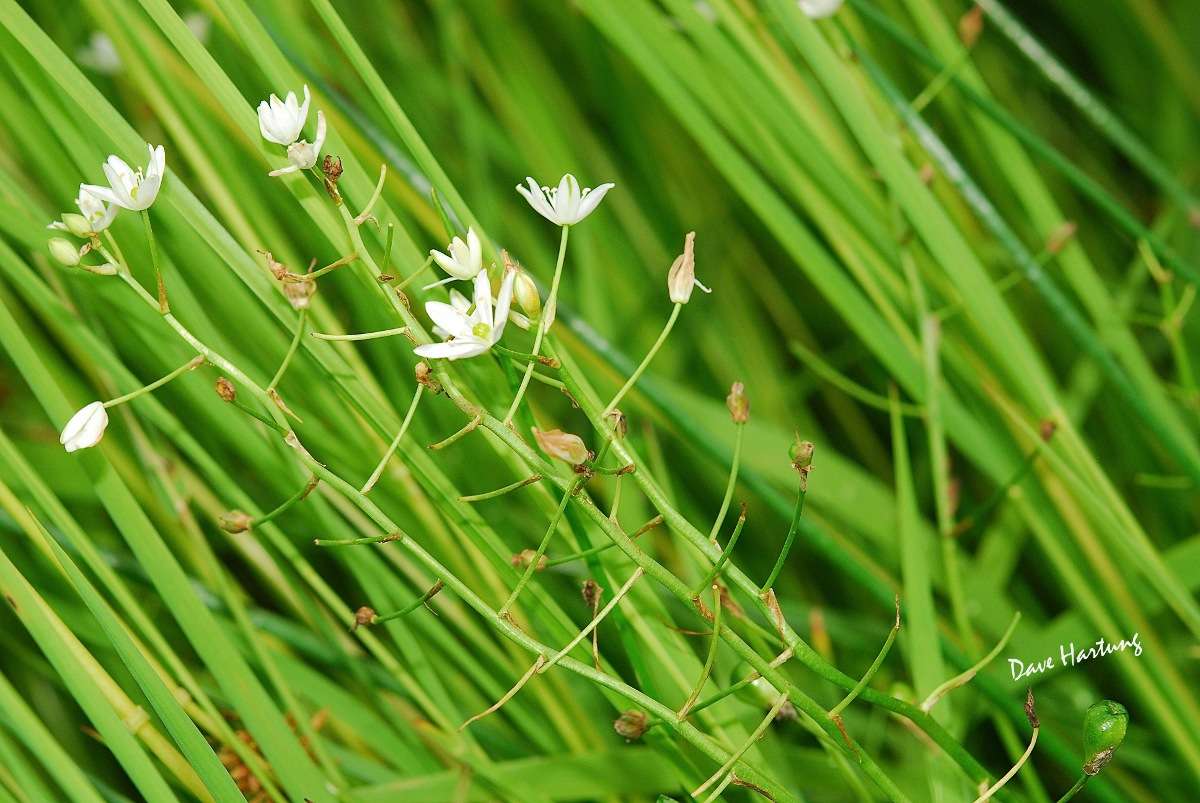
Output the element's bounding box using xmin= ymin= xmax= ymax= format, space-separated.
xmin=257 ymin=85 xmax=326 ymax=177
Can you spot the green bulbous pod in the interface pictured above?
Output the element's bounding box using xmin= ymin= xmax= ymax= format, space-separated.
xmin=1082 ymin=700 xmax=1128 ymax=776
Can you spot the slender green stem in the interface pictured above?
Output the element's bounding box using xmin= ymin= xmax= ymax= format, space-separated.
xmin=678 ymin=584 xmax=723 ymax=718
xmin=307 ymin=252 xmax=358 ymax=279
xmin=428 ymin=413 xmax=482 ymax=450
xmin=504 ymin=225 xmax=569 ymax=424
xmin=974 ymin=728 xmax=1038 ymax=802
xmin=761 ymin=473 xmax=807 ymax=591
xmin=267 ymin=308 xmax=307 ymax=391
xmin=688 ymin=647 xmax=794 ymax=717
xmin=788 ymin=341 xmax=923 ymax=416
xmin=829 ymin=597 xmax=900 ymax=718
xmin=361 ymin=384 xmax=425 ymax=493
xmin=352 ymin=164 xmax=387 ymax=225
xmin=381 ymin=223 xmax=395 ymax=275
xmin=1055 ymin=776 xmax=1088 ymax=803
xmin=102 ymin=355 xmax=204 ymax=409
xmin=539 ymin=567 xmax=644 ymax=672
xmin=252 ymin=476 xmax=319 ymax=529
xmin=693 ymin=506 xmax=747 ymax=595
xmin=140 ymin=210 xmax=166 ymax=313
xmin=395 ymin=255 xmax=435 ymax=290
xmin=313 ymin=532 xmax=402 ymax=547
xmin=311 ymin=326 xmax=409 ymax=342
xmin=458 ymin=474 xmax=542 ymax=502
xmin=921 ymin=613 xmax=1021 ymax=712
xmin=602 ymin=303 xmax=681 ymax=416
xmin=708 ymin=422 xmax=744 ymax=540
xmin=692 ymin=692 xmax=791 ymax=800
xmin=545 ymin=514 xmax=662 ymax=567
xmin=498 ymin=476 xmax=581 ymax=618
xmin=371 ymin=580 xmax=444 ymax=626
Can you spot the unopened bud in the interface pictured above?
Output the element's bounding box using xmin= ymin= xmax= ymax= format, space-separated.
xmin=61 ymin=213 xmax=93 ymax=238
xmin=218 ymin=510 xmax=253 ymax=533
xmin=353 ymin=606 xmax=376 ymax=630
xmin=726 ymin=381 xmax=749 ymax=423
xmin=613 ymin=710 xmax=648 ymax=740
xmin=666 ymin=231 xmax=710 ymax=304
xmin=215 ymin=377 xmax=237 ymax=402
xmin=48 ymin=237 xmax=81 ymax=267
xmin=958 ymin=4 xmax=984 ymax=48
xmin=511 ymin=549 xmax=547 ymax=571
xmin=283 ymin=277 xmax=316 ymax=310
xmin=533 ymin=427 xmax=590 ymax=465
xmin=514 ymin=269 xmax=541 ymax=318
xmin=1082 ymin=700 xmax=1128 ymax=776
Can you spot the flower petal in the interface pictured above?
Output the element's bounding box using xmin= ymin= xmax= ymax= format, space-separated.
xmin=424 ymin=301 xmax=472 ymax=339
xmin=414 ymin=339 xmax=489 ymax=360
xmin=573 ymin=182 xmax=614 ymax=222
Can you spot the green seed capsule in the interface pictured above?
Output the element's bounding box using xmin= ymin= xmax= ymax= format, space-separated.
xmin=1082 ymin=700 xmax=1128 ymax=776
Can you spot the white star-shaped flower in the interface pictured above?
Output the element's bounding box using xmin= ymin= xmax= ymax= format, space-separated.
xmin=81 ymin=144 xmax=166 ymax=211
xmin=257 ymin=85 xmax=311 ymax=146
xmin=415 ymin=269 xmax=517 ymax=360
xmin=516 ymin=174 xmax=614 ymax=226
xmin=429 ymin=227 xmax=484 ymax=281
xmin=269 ymin=111 xmax=327 ymax=176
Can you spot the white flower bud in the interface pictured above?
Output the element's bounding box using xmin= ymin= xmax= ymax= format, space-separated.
xmin=60 ymin=401 xmax=109 ymax=452
xmin=61 ymin=213 xmax=93 ymax=238
xmin=513 ymin=269 xmax=541 ymax=318
xmin=49 ymin=237 xmax=81 ymax=266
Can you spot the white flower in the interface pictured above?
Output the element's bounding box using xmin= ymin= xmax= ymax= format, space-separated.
xmin=438 ymin=284 xmax=529 ymax=337
xmin=799 ymin=0 xmax=843 ymax=18
xmin=258 ymin=85 xmax=311 ymax=146
xmin=82 ymin=144 xmax=166 ymax=211
xmin=49 ymin=186 xmax=118 ymax=236
xmin=77 ymin=32 xmax=121 ymax=75
xmin=430 ymin=228 xmax=483 ymax=281
xmin=269 ymin=111 xmax=326 ymax=176
xmin=60 ymin=402 xmax=109 ymax=452
xmin=415 ymin=269 xmax=516 ymax=360
xmin=516 ymin=174 xmax=614 ymax=226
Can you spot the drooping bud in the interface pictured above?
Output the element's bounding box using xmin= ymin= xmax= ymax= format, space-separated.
xmin=613 ymin=710 xmax=648 ymax=741
xmin=215 ymin=377 xmax=237 ymax=402
xmin=533 ymin=427 xmax=590 ymax=465
xmin=726 ymin=381 xmax=749 ymax=423
xmin=218 ymin=510 xmax=253 ymax=533
xmin=666 ymin=231 xmax=710 ymax=304
xmin=283 ymin=277 xmax=316 ymax=310
xmin=1082 ymin=700 xmax=1128 ymax=776
xmin=48 ymin=237 xmax=81 ymax=266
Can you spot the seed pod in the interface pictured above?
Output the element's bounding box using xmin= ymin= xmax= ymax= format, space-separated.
xmin=613 ymin=710 xmax=648 ymax=741
xmin=581 ymin=579 xmax=603 ymax=609
xmin=215 ymin=377 xmax=237 ymax=402
xmin=726 ymin=381 xmax=749 ymax=423
xmin=218 ymin=510 xmax=253 ymax=534
xmin=533 ymin=427 xmax=589 ymax=465
xmin=352 ymin=606 xmax=376 ymax=630
xmin=283 ymin=277 xmax=316 ymax=310
xmin=511 ymin=549 xmax=547 ymax=571
xmin=1082 ymin=700 xmax=1128 ymax=776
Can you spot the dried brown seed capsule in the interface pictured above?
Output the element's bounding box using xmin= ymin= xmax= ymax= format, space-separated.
xmin=511 ymin=549 xmax=547 ymax=571
xmin=283 ymin=277 xmax=316 ymax=310
xmin=582 ymin=579 xmax=604 ymax=609
xmin=352 ymin=606 xmax=376 ymax=630
xmin=726 ymin=381 xmax=749 ymax=423
xmin=218 ymin=510 xmax=253 ymax=534
xmin=215 ymin=377 xmax=237 ymax=402
xmin=613 ymin=710 xmax=648 ymax=741
xmin=533 ymin=427 xmax=590 ymax=465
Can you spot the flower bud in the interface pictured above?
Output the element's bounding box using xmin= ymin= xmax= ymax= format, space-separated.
xmin=726 ymin=381 xmax=749 ymax=423
xmin=61 ymin=213 xmax=93 ymax=238
xmin=215 ymin=377 xmax=237 ymax=402
xmin=48 ymin=237 xmax=81 ymax=266
xmin=513 ymin=269 xmax=541 ymax=318
xmin=89 ymin=263 xmax=119 ymax=276
xmin=533 ymin=427 xmax=590 ymax=465
xmin=666 ymin=231 xmax=710 ymax=304
xmin=1082 ymin=700 xmax=1128 ymax=776
xmin=613 ymin=710 xmax=648 ymax=741
xmin=218 ymin=510 xmax=253 ymax=534
xmin=59 ymin=402 xmax=109 ymax=452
